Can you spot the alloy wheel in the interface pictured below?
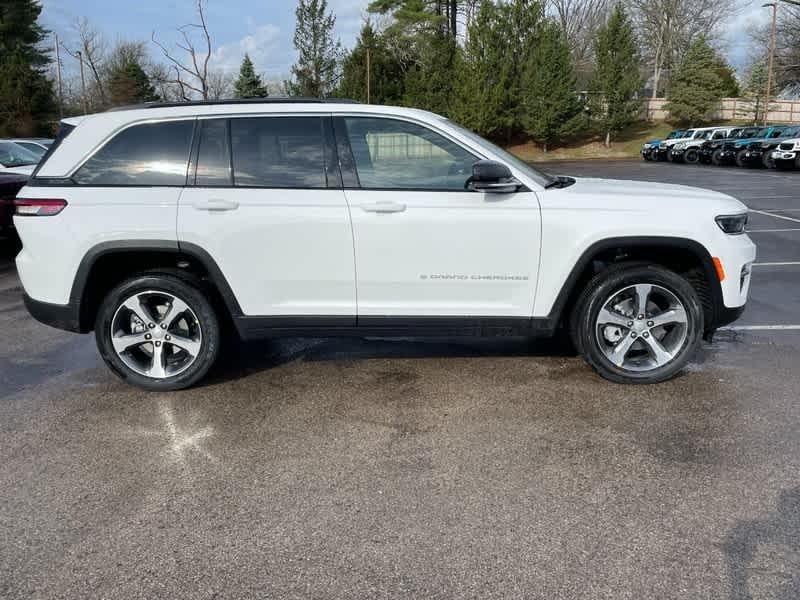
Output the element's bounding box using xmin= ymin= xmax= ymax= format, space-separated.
xmin=110 ymin=290 xmax=203 ymax=379
xmin=595 ymin=283 xmax=689 ymax=372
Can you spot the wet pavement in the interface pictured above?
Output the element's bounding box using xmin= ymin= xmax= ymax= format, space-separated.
xmin=1 ymin=161 xmax=800 ymax=599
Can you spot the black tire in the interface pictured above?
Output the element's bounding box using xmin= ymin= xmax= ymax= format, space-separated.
xmin=684 ymin=148 xmax=700 ymax=164
xmin=666 ymin=151 xmax=674 ymax=162
xmin=570 ymin=264 xmax=704 ymax=384
xmin=735 ymin=148 xmax=749 ymax=168
xmin=763 ymin=151 xmax=776 ymax=169
xmin=711 ymin=149 xmax=725 ymax=166
xmin=95 ymin=273 xmax=220 ymax=391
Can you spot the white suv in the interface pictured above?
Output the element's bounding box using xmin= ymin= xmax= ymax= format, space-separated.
xmin=14 ymin=100 xmax=756 ymax=390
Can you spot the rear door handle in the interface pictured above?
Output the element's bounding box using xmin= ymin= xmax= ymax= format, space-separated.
xmin=193 ymin=198 xmax=239 ymax=212
xmin=361 ymin=201 xmax=407 ymax=214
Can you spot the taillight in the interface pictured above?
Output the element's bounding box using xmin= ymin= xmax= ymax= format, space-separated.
xmin=14 ymin=199 xmax=67 ymax=216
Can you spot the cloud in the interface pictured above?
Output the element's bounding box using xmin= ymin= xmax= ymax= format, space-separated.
xmin=211 ymin=23 xmax=285 ymax=76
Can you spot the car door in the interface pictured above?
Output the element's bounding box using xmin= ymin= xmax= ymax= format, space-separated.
xmin=334 ymin=115 xmax=541 ymax=319
xmin=178 ymin=115 xmax=356 ymax=320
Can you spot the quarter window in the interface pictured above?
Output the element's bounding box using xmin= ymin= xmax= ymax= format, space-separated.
xmin=74 ymin=120 xmax=194 ymax=186
xmin=230 ymin=117 xmax=326 ymax=188
xmin=195 ymin=119 xmax=231 ymax=186
xmin=341 ymin=117 xmax=476 ymax=190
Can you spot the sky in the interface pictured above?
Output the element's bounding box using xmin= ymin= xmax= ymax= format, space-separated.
xmin=39 ymin=0 xmax=771 ymax=81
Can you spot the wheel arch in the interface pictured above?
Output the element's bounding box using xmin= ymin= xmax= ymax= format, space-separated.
xmin=547 ymin=236 xmax=723 ymax=333
xmin=70 ymin=240 xmax=242 ymax=332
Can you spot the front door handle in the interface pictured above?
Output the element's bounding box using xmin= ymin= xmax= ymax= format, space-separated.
xmin=361 ymin=201 xmax=407 ymax=214
xmin=193 ymin=198 xmax=239 ymax=212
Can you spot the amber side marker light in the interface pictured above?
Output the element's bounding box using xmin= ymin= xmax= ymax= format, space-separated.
xmin=712 ymin=257 xmax=726 ymax=281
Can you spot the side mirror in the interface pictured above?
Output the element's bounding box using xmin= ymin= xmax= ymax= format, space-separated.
xmin=467 ymin=160 xmax=520 ymax=194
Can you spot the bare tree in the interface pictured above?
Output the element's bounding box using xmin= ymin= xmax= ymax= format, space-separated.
xmin=151 ymin=0 xmax=213 ymax=100
xmin=628 ymin=0 xmax=740 ymax=98
xmin=546 ymin=0 xmax=612 ymax=82
xmin=63 ymin=18 xmax=108 ymax=110
xmin=207 ymin=69 xmax=233 ymax=100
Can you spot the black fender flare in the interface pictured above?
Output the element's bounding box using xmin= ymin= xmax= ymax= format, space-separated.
xmin=544 ymin=236 xmax=724 ymax=329
xmin=70 ymin=240 xmax=243 ymax=331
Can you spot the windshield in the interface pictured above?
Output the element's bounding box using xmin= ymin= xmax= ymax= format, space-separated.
xmin=697 ymin=131 xmax=712 ymax=140
xmin=728 ymin=129 xmax=743 ymax=138
xmin=783 ymin=126 xmax=800 ymax=138
xmin=445 ymin=119 xmax=554 ymax=187
xmin=668 ymin=130 xmax=684 ymax=139
xmin=15 ymin=142 xmax=47 ymax=158
xmin=769 ymin=129 xmax=786 ymax=138
xmin=683 ymin=130 xmax=695 ymax=138
xmin=0 ymin=141 xmax=40 ymax=168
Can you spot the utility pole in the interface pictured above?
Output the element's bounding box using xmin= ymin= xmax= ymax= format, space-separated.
xmin=366 ymin=46 xmax=371 ymax=104
xmin=764 ymin=2 xmax=778 ymax=126
xmin=53 ymin=33 xmax=64 ymax=119
xmin=76 ymin=50 xmax=88 ymax=115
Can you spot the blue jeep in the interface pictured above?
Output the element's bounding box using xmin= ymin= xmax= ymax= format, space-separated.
xmin=642 ymin=130 xmax=685 ymax=161
xmin=738 ymin=125 xmax=800 ymax=168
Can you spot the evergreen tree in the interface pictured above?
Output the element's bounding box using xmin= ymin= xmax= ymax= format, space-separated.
xmin=288 ymin=0 xmax=342 ymax=97
xmin=451 ymin=1 xmax=509 ymax=137
xmin=520 ymin=20 xmax=583 ymax=152
xmin=0 ymin=0 xmax=56 ymax=135
xmin=590 ymin=3 xmax=642 ymax=147
xmin=714 ymin=56 xmax=740 ymax=97
xmin=107 ymin=59 xmax=158 ymax=106
xmin=497 ymin=0 xmax=546 ymax=140
xmin=234 ymin=54 xmax=268 ymax=98
xmin=663 ymin=37 xmax=724 ymax=125
xmin=741 ymin=61 xmax=770 ymax=124
xmin=336 ymin=23 xmax=404 ymax=104
xmin=402 ymin=32 xmax=457 ymax=115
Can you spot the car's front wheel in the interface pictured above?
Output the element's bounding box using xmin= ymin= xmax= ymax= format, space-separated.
xmin=684 ymin=148 xmax=700 ymax=164
xmin=711 ymin=149 xmax=725 ymax=166
xmin=571 ymin=265 xmax=704 ymax=384
xmin=95 ymin=273 xmax=220 ymax=391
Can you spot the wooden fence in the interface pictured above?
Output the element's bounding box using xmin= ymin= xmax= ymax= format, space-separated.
xmin=644 ymin=98 xmax=800 ymax=124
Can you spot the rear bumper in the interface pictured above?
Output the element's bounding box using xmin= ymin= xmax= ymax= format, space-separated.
xmin=23 ymin=293 xmax=83 ymax=333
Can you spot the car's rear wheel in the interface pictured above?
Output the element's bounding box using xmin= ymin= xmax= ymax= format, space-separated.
xmin=95 ymin=274 xmax=220 ymax=391
xmin=684 ymin=148 xmax=700 ymax=164
xmin=571 ymin=265 xmax=703 ymax=384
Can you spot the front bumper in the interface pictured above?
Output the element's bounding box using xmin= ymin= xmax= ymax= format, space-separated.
xmin=739 ymin=149 xmax=766 ymax=165
xmin=670 ymin=148 xmax=686 ymax=162
xmin=653 ymin=146 xmax=669 ymax=160
xmin=772 ymin=150 xmax=797 ymax=161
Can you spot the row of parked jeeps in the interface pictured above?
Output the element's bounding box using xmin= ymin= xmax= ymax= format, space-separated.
xmin=641 ymin=124 xmax=800 ymax=169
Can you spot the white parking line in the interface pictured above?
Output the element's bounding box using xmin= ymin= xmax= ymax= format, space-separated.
xmin=753 ymin=262 xmax=800 ymax=267
xmin=721 ymin=325 xmax=800 ymax=331
xmin=750 ymin=209 xmax=800 ymax=224
xmin=747 ymin=228 xmax=800 ymax=233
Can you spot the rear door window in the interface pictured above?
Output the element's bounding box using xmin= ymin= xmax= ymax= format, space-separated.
xmin=73 ymin=120 xmax=194 ymax=186
xmin=230 ymin=117 xmax=326 ymax=188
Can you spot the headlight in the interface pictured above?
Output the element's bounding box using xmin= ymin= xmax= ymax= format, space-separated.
xmin=716 ymin=213 xmax=748 ymax=235
xmin=643 ymin=143 xmax=652 ymax=149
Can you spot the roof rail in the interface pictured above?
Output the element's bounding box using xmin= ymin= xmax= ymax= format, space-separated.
xmin=107 ymin=97 xmax=361 ymax=112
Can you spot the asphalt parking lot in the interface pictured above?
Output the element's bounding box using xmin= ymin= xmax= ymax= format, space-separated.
xmin=1 ymin=160 xmax=799 ymax=599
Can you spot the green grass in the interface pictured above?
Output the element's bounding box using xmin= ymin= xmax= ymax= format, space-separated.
xmin=505 ymin=120 xmax=743 ymax=162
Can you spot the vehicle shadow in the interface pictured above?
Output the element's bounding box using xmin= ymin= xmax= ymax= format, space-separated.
xmin=721 ymin=486 xmax=800 ymax=600
xmin=203 ymin=333 xmax=577 ymax=387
